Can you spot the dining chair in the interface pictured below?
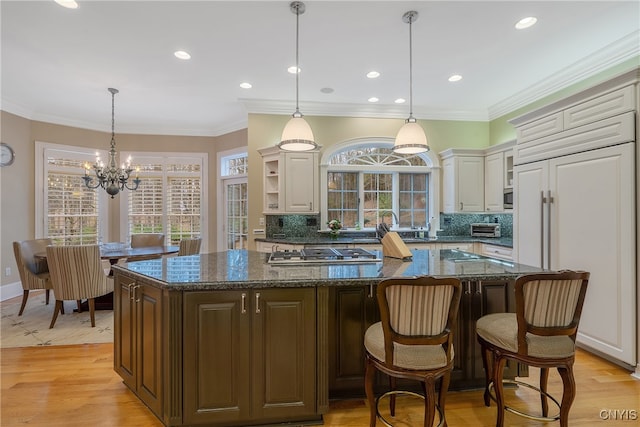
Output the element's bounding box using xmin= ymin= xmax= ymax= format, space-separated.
xmin=130 ymin=233 xmax=165 ymax=248
xmin=178 ymin=238 xmax=201 ymax=256
xmin=12 ymin=239 xmax=54 ymax=315
xmin=476 ymin=270 xmax=590 ymax=427
xmin=45 ymin=244 xmax=114 ymax=328
xmin=364 ymin=276 xmax=462 ymax=427
xmin=128 ymin=233 xmax=165 ymax=261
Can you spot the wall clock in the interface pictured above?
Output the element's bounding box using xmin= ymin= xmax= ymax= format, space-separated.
xmin=0 ymin=143 xmax=16 ymax=167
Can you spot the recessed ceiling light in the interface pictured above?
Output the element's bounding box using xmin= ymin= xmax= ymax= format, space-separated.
xmin=287 ymin=66 xmax=301 ymax=74
xmin=448 ymin=74 xmax=462 ymax=82
xmin=55 ymin=0 xmax=78 ymax=9
xmin=368 ymin=97 xmax=379 ymax=103
xmin=320 ymin=87 xmax=334 ymax=94
xmin=239 ymin=82 xmax=252 ymax=89
xmin=515 ymin=16 xmax=537 ymax=30
xmin=366 ymin=71 xmax=380 ymax=79
xmin=395 ymin=98 xmax=406 ymax=104
xmin=174 ymin=50 xmax=191 ymax=60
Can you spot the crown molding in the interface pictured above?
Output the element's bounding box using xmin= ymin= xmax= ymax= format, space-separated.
xmin=488 ymin=31 xmax=640 ymax=120
xmin=240 ymin=98 xmax=489 ymax=122
xmin=1 ymin=100 xmax=247 ymax=137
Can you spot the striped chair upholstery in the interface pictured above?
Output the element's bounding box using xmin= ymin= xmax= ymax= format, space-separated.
xmin=364 ymin=276 xmax=462 ymax=427
xmin=46 ymin=244 xmax=114 ymax=328
xmin=476 ymin=271 xmax=590 ymax=427
xmin=13 ymin=239 xmax=54 ymax=315
xmin=178 ymin=238 xmax=201 ymax=256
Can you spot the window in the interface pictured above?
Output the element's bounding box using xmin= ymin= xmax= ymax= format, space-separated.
xmin=36 ymin=143 xmax=208 ymax=249
xmin=218 ymin=149 xmax=248 ymax=251
xmin=321 ymin=138 xmax=440 ymax=230
xmin=121 ymin=153 xmax=207 ymax=246
xmin=36 ymin=142 xmax=106 ymax=244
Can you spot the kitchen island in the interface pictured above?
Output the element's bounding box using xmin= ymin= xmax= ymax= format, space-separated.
xmin=112 ymin=248 xmax=544 ymax=427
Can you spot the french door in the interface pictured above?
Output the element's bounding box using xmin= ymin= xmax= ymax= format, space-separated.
xmin=223 ymin=178 xmax=248 ymax=250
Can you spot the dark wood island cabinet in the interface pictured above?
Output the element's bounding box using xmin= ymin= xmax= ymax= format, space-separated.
xmin=112 ymin=249 xmax=543 ymax=426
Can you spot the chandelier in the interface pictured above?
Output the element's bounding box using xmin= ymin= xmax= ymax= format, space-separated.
xmin=83 ymin=88 xmax=140 ymax=198
xmin=277 ymin=1 xmax=317 ymax=152
xmin=393 ymin=11 xmax=429 ymax=154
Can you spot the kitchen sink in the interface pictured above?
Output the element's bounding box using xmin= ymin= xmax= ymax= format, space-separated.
xmin=351 ymin=238 xmax=380 ymax=243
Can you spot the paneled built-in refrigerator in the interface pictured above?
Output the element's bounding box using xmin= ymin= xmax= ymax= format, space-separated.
xmin=512 ymin=90 xmax=637 ymax=368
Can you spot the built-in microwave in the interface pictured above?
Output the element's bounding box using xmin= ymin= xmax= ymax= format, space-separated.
xmin=503 ymin=188 xmax=513 ymax=209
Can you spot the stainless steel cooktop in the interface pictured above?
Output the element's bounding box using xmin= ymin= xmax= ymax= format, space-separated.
xmin=267 ymin=247 xmax=382 ymax=265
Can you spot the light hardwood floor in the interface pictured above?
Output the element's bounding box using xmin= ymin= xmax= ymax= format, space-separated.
xmin=1 ymin=344 xmax=638 ymax=426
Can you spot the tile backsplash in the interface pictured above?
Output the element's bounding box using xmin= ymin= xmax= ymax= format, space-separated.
xmin=437 ymin=213 xmax=512 ymax=237
xmin=265 ymin=212 xmax=513 ymax=238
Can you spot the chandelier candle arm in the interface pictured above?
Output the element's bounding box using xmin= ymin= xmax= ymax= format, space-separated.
xmin=393 ymin=10 xmax=430 ymax=155
xmin=278 ymin=1 xmax=317 ymax=152
xmin=83 ymin=87 xmax=141 ymax=198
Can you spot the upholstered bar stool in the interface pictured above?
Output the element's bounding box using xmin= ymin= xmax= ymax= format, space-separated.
xmin=364 ymin=276 xmax=462 ymax=427
xmin=476 ymin=270 xmax=590 ymax=427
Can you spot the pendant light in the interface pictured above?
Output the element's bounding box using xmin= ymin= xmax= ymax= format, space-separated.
xmin=278 ymin=1 xmax=317 ymax=152
xmin=393 ymin=11 xmax=429 ymax=154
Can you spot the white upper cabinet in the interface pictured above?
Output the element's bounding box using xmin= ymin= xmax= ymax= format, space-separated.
xmin=440 ymin=149 xmax=485 ymax=213
xmin=484 ymin=140 xmax=515 ymax=212
xmin=283 ymin=152 xmax=319 ymax=213
xmin=484 ymin=151 xmax=504 ymax=212
xmin=259 ymin=147 xmax=319 ymax=214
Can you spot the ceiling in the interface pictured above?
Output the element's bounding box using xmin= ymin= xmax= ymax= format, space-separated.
xmin=1 ymin=1 xmax=638 ymax=137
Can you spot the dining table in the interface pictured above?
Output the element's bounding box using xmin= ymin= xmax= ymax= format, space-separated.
xmin=35 ymin=244 xmax=179 ymax=310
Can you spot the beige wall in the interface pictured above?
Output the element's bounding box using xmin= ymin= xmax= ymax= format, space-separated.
xmin=247 ymin=113 xmax=490 ymax=249
xmin=0 ymin=111 xmax=246 ymax=290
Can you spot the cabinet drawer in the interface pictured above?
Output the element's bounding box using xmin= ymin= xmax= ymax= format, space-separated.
xmin=516 ymin=112 xmax=563 ymax=144
xmin=564 ymin=85 xmax=634 ymax=130
xmin=481 ymin=244 xmax=513 ymax=261
xmin=439 ymin=242 xmax=476 ymax=252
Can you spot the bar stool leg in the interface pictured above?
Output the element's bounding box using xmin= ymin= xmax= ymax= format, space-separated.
xmin=540 ymin=367 xmax=549 ymax=416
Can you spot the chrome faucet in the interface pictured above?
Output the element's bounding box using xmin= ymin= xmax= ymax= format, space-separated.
xmin=379 ymin=211 xmax=399 ymax=228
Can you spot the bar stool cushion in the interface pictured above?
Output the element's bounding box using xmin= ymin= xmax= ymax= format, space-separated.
xmin=365 ymin=321 xmax=454 ymax=370
xmin=477 ymin=313 xmax=576 ymax=358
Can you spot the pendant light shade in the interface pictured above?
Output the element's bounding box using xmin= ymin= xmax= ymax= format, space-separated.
xmin=394 ymin=119 xmax=428 ymax=154
xmin=280 ymin=113 xmax=316 ymax=151
xmin=393 ymin=11 xmax=429 ymax=154
xmin=278 ymin=1 xmax=317 ymax=152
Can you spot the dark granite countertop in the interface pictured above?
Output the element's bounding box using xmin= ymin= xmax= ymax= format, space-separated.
xmin=256 ymin=235 xmax=513 ymax=248
xmin=112 ymin=248 xmax=542 ymax=291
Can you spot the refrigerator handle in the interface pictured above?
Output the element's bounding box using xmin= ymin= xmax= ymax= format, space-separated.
xmin=547 ymin=190 xmax=554 ymax=270
xmin=540 ymin=191 xmax=546 ymax=269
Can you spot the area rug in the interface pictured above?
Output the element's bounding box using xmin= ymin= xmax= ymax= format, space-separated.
xmin=0 ymin=291 xmax=113 ymax=348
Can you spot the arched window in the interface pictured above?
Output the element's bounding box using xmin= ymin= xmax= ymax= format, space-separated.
xmin=320 ymin=138 xmax=440 ymax=230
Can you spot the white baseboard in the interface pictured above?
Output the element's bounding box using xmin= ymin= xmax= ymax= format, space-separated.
xmin=0 ymin=282 xmax=23 ymax=302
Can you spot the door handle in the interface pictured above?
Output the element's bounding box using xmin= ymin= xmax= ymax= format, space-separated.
xmin=127 ymin=282 xmax=135 ymax=301
xmin=464 ymin=282 xmax=472 ymax=295
xmin=547 ymin=190 xmax=553 ymax=269
xmin=540 ymin=191 xmax=545 ymax=269
xmin=241 ymin=292 xmax=247 ymax=314
xmin=132 ymin=284 xmax=141 ymax=303
xmin=255 ymin=292 xmax=261 ymax=314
